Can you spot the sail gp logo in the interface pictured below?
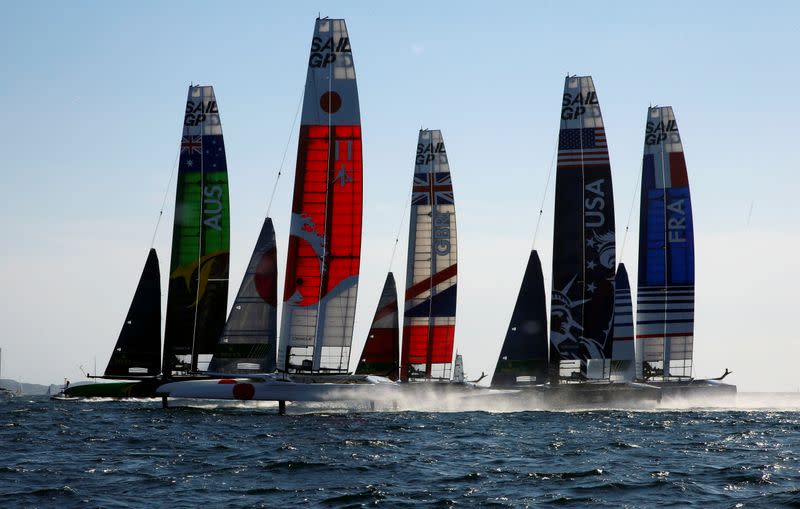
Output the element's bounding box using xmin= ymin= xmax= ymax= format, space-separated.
xmin=561 ymin=91 xmax=599 ymax=120
xmin=309 ymin=36 xmax=351 ymax=68
xmin=645 ymin=119 xmax=679 ymax=145
xmin=416 ymin=142 xmax=446 ymax=165
xmin=184 ymin=100 xmax=218 ymax=127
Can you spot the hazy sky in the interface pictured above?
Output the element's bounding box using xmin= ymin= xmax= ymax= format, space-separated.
xmin=2 ymin=2 xmax=798 ymax=391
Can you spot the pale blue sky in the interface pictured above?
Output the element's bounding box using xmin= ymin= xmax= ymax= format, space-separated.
xmin=2 ymin=1 xmax=798 ymax=391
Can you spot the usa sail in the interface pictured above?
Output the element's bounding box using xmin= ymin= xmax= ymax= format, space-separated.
xmin=610 ymin=263 xmax=635 ymax=381
xmin=550 ymin=76 xmax=616 ymax=381
xmin=104 ymin=249 xmax=161 ymax=377
xmin=355 ymin=273 xmax=399 ymax=380
xmin=278 ymin=18 xmax=363 ymax=374
xmin=162 ymin=85 xmax=231 ymax=377
xmin=636 ymin=106 xmax=694 ymax=380
xmin=400 ymin=129 xmax=458 ymax=381
xmin=208 ymin=218 xmax=278 ymax=374
xmin=491 ymin=250 xmax=549 ymax=387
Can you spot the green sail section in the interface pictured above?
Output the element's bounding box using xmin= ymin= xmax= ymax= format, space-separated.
xmin=162 ymin=85 xmax=230 ymax=377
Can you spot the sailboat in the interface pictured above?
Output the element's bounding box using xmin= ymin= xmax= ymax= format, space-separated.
xmin=0 ymin=348 xmax=19 ymax=398
xmin=491 ymin=250 xmax=549 ymax=388
xmin=67 ymin=85 xmax=231 ymax=398
xmin=355 ymin=273 xmax=400 ymax=380
xmin=400 ymin=129 xmax=458 ymax=383
xmin=158 ymin=18 xmax=397 ymax=410
xmin=635 ymin=106 xmax=735 ymax=398
xmin=542 ymin=76 xmax=659 ymax=406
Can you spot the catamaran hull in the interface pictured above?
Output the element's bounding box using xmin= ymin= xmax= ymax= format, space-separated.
xmin=157 ymin=377 xmax=398 ymax=403
xmin=534 ymin=382 xmax=662 ymax=409
xmin=64 ymin=380 xmax=165 ymax=398
xmin=650 ymin=379 xmax=737 ymax=402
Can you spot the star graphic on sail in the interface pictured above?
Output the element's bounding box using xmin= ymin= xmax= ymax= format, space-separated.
xmin=586 ymin=282 xmax=597 ymax=292
xmin=333 ymin=166 xmax=353 ymax=187
xmin=586 ymin=238 xmax=595 ymax=248
xmin=587 ymin=260 xmax=597 ymax=270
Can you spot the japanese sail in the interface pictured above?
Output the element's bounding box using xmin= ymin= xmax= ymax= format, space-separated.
xmin=104 ymin=249 xmax=161 ymax=377
xmin=550 ymin=76 xmax=616 ymax=380
xmin=400 ymin=129 xmax=458 ymax=381
xmin=278 ymin=18 xmax=362 ymax=373
xmin=636 ymin=106 xmax=694 ymax=380
xmin=208 ymin=218 xmax=278 ymax=374
xmin=491 ymin=250 xmax=549 ymax=387
xmin=610 ymin=263 xmax=635 ymax=381
xmin=162 ymin=85 xmax=231 ymax=377
xmin=355 ymin=273 xmax=399 ymax=380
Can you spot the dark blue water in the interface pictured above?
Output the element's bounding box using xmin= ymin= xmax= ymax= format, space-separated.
xmin=3 ymin=397 xmax=800 ymax=508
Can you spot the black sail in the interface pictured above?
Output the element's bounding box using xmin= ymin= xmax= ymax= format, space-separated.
xmin=491 ymin=250 xmax=549 ymax=387
xmin=104 ymin=249 xmax=162 ymax=377
xmin=208 ymin=218 xmax=278 ymax=374
xmin=549 ymin=76 xmax=616 ymax=380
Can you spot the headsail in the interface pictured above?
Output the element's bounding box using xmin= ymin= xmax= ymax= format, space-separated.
xmin=400 ymin=129 xmax=458 ymax=381
xmin=355 ymin=273 xmax=400 ymax=380
xmin=491 ymin=250 xmax=549 ymax=387
xmin=104 ymin=249 xmax=161 ymax=377
xmin=636 ymin=106 xmax=694 ymax=380
xmin=208 ymin=218 xmax=278 ymax=374
xmin=550 ymin=76 xmax=616 ymax=381
xmin=278 ymin=18 xmax=362 ymax=374
xmin=610 ymin=263 xmax=635 ymax=381
xmin=162 ymin=85 xmax=231 ymax=377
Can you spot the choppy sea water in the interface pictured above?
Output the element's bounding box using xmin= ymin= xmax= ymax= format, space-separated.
xmin=3 ymin=394 xmax=800 ymax=508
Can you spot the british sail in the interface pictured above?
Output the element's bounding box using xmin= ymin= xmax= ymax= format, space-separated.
xmin=278 ymin=18 xmax=363 ymax=374
xmin=635 ymin=106 xmax=694 ymax=380
xmin=550 ymin=76 xmax=616 ymax=381
xmin=162 ymin=85 xmax=230 ymax=377
xmin=400 ymin=130 xmax=458 ymax=381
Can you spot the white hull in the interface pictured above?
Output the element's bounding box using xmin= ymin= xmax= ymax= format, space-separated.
xmin=157 ymin=375 xmax=398 ymax=403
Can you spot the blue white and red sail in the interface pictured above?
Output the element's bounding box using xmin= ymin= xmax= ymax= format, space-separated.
xmin=400 ymin=130 xmax=458 ymax=381
xmin=277 ymin=18 xmax=363 ymax=374
xmin=636 ymin=106 xmax=694 ymax=380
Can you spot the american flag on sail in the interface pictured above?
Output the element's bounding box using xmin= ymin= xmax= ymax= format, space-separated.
xmin=557 ymin=128 xmax=608 ymax=168
xmin=411 ymin=172 xmax=454 ymax=205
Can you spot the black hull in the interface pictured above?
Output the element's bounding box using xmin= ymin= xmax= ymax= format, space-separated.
xmin=538 ymin=382 xmax=661 ymax=409
xmin=650 ymin=379 xmax=737 ymax=402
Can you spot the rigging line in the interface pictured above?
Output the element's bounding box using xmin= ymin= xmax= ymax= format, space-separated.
xmin=531 ymin=125 xmax=559 ymax=251
xmin=386 ymin=185 xmax=412 ymax=276
xmin=150 ymin=150 xmax=181 ymax=249
xmin=266 ymin=88 xmax=304 ymax=218
xmin=619 ymin=158 xmax=643 ymax=263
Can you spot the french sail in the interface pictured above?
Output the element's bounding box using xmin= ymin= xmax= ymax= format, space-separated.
xmin=491 ymin=250 xmax=549 ymax=387
xmin=277 ymin=18 xmax=363 ymax=374
xmin=400 ymin=129 xmax=458 ymax=381
xmin=104 ymin=249 xmax=161 ymax=377
xmin=355 ymin=273 xmax=400 ymax=380
xmin=636 ymin=106 xmax=694 ymax=380
xmin=550 ymin=76 xmax=616 ymax=381
xmin=162 ymin=85 xmax=231 ymax=377
xmin=208 ymin=218 xmax=278 ymax=374
xmin=610 ymin=263 xmax=635 ymax=381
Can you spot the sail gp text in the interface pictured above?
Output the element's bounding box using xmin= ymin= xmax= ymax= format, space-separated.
xmin=309 ymin=36 xmax=351 ymax=67
xmin=645 ymin=119 xmax=679 ymax=145
xmin=561 ymin=91 xmax=599 ymax=120
xmin=184 ymin=100 xmax=218 ymax=127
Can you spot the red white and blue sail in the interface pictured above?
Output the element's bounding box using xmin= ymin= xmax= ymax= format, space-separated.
xmin=400 ymin=130 xmax=457 ymax=381
xmin=636 ymin=106 xmax=694 ymax=380
xmin=550 ymin=76 xmax=616 ymax=380
xmin=278 ymin=18 xmax=362 ymax=374
xmin=611 ymin=263 xmax=635 ymax=381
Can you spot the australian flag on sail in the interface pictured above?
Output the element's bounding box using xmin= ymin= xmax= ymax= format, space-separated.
xmin=180 ymin=134 xmax=227 ymax=172
xmin=411 ymin=172 xmax=454 ymax=205
xmin=557 ymin=128 xmax=608 ymax=167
